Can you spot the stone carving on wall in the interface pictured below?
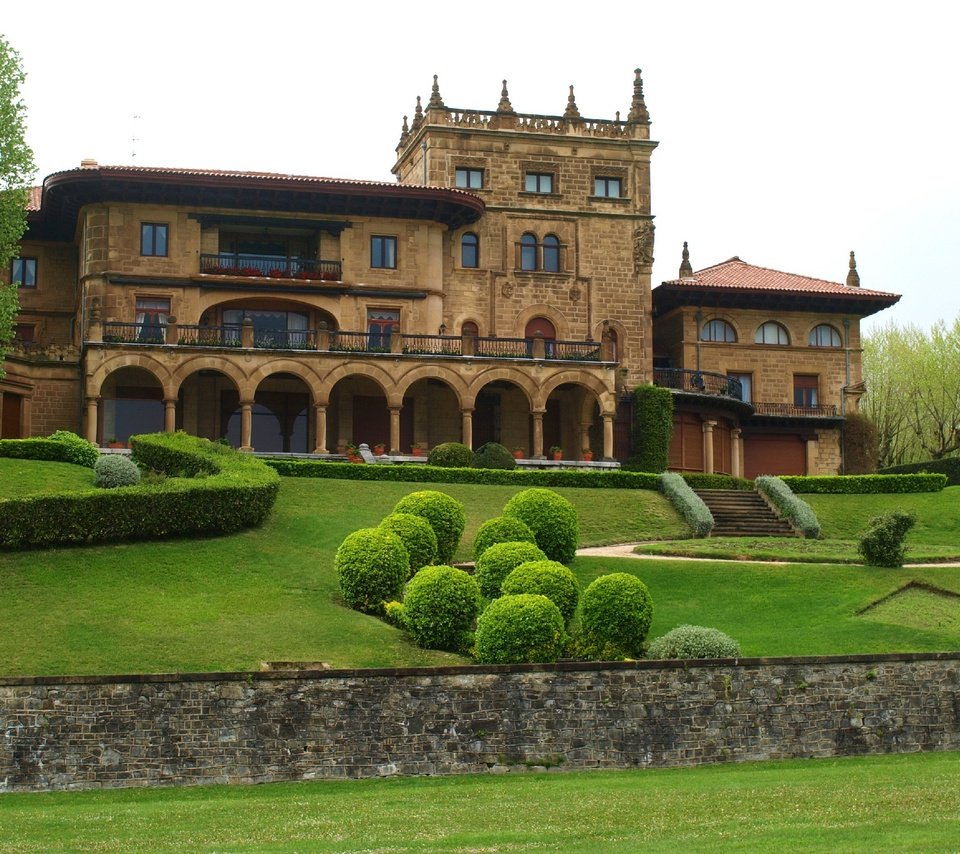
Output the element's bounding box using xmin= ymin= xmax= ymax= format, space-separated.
xmin=633 ymin=222 xmax=655 ymax=271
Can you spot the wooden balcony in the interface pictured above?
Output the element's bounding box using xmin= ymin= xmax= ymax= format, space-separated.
xmin=199 ymin=254 xmax=342 ymax=281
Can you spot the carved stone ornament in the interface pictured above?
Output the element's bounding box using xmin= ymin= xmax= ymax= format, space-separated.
xmin=633 ymin=221 xmax=655 ymax=270
xmin=501 ymin=282 xmax=514 ymax=298
xmin=569 ymin=285 xmax=581 ymax=302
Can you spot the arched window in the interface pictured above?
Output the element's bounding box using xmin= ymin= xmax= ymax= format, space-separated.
xmin=462 ymin=321 xmax=479 ymax=337
xmin=461 ymin=232 xmax=479 ymax=268
xmin=809 ymin=324 xmax=842 ymax=347
xmin=542 ymin=234 xmax=561 ymax=272
xmin=755 ymin=321 xmax=790 ymax=345
xmin=520 ymin=233 xmax=537 ymax=271
xmin=525 ymin=316 xmax=557 ymax=356
xmin=700 ymin=319 xmax=737 ymax=343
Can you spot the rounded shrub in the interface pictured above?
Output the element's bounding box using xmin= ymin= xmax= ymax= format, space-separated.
xmin=49 ymin=430 xmax=100 ymax=467
xmin=335 ymin=527 xmax=409 ymax=614
xmin=647 ymin=625 xmax=741 ymax=660
xmin=379 ymin=512 xmax=438 ymax=574
xmin=501 ymin=560 xmax=580 ymax=624
xmin=474 ymin=594 xmax=566 ymax=664
xmin=472 ymin=441 xmax=516 ymax=470
xmin=402 ymin=565 xmax=481 ymax=651
xmin=474 ymin=540 xmax=547 ymax=600
xmin=858 ymin=510 xmax=916 ymax=567
xmin=580 ymin=573 xmax=654 ymax=658
xmin=93 ymin=454 xmax=141 ymax=488
xmin=427 ymin=442 xmax=475 ymax=468
xmin=472 ymin=515 xmax=536 ymax=561
xmin=393 ymin=490 xmax=466 ymax=565
xmin=502 ymin=488 xmax=579 ymax=563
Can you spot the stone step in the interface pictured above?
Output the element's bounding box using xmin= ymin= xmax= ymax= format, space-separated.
xmin=694 ymin=489 xmax=797 ymax=538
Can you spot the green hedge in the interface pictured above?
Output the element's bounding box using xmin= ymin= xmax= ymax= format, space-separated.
xmin=0 ymin=434 xmax=99 ymax=468
xmin=681 ymin=473 xmax=753 ymax=491
xmin=264 ymin=459 xmax=661 ymax=490
xmin=658 ymin=472 xmax=713 ymax=537
xmin=880 ymin=457 xmax=960 ymax=486
xmin=624 ymin=385 xmax=673 ymax=472
xmin=755 ymin=475 xmax=820 ymax=538
xmin=780 ymin=473 xmax=947 ymax=494
xmin=0 ymin=432 xmax=279 ymax=549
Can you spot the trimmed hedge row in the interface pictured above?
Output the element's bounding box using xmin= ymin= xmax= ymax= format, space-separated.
xmin=264 ymin=458 xmax=661 ymax=490
xmin=681 ymin=473 xmax=753 ymax=491
xmin=658 ymin=472 xmax=713 ymax=537
xmin=0 ymin=433 xmax=99 ymax=468
xmin=755 ymin=476 xmax=820 ymax=538
xmin=0 ymin=432 xmax=280 ymax=549
xmin=880 ymin=457 xmax=960 ymax=485
xmin=780 ymin=473 xmax=947 ymax=494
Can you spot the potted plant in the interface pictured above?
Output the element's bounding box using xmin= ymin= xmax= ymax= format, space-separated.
xmin=345 ymin=442 xmax=360 ymax=462
xmin=582 ymin=448 xmax=594 ymax=462
xmin=411 ymin=442 xmax=425 ymax=457
xmin=373 ymin=442 xmax=386 ymax=456
xmin=107 ymin=437 xmax=124 ymax=449
xmin=512 ymin=447 xmax=524 ymax=459
xmin=550 ymin=445 xmax=563 ymax=461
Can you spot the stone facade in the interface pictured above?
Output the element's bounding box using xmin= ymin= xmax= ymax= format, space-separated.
xmin=2 ymin=654 xmax=958 ymax=792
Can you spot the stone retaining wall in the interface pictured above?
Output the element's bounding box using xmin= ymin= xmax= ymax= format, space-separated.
xmin=2 ymin=653 xmax=958 ymax=792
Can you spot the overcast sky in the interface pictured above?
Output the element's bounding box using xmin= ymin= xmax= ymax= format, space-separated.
xmin=5 ymin=1 xmax=957 ymax=334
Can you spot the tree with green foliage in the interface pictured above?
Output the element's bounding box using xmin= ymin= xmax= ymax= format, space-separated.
xmin=0 ymin=36 xmax=36 ymax=378
xmin=626 ymin=385 xmax=673 ymax=472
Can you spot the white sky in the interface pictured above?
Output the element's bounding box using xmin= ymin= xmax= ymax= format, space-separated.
xmin=4 ymin=0 xmax=958 ymax=334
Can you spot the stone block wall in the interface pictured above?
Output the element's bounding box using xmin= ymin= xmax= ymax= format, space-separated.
xmin=1 ymin=653 xmax=958 ymax=793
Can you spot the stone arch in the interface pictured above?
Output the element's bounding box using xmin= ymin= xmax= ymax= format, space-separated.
xmin=169 ymin=354 xmax=245 ymax=396
xmin=394 ymin=365 xmax=469 ymax=408
xmin=88 ymin=352 xmax=173 ymax=398
xmin=512 ymin=303 xmax=572 ymax=341
xmin=594 ymin=318 xmax=628 ymax=361
xmin=451 ymin=315 xmax=484 ymax=338
xmin=464 ymin=367 xmax=537 ymax=410
xmin=244 ymin=359 xmax=326 ymax=401
xmin=538 ymin=370 xmax=616 ymax=414
xmin=194 ymin=294 xmax=341 ymax=331
xmin=317 ymin=362 xmax=397 ymax=408
xmin=700 ymin=314 xmax=740 ymax=343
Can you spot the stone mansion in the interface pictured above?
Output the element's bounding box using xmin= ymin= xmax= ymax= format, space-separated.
xmin=1 ymin=71 xmax=898 ymax=477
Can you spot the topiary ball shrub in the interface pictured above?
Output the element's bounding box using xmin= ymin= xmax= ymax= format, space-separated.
xmin=474 ymin=540 xmax=547 ymax=600
xmin=472 ymin=441 xmax=516 ymax=470
xmin=402 ymin=564 xmax=481 ymax=651
xmin=858 ymin=510 xmax=916 ymax=567
xmin=93 ymin=454 xmax=141 ymax=488
xmin=334 ymin=527 xmax=409 ymax=614
xmin=501 ymin=560 xmax=580 ymax=624
xmin=427 ymin=442 xmax=475 ymax=468
xmin=379 ymin=512 xmax=438 ymax=574
xmin=502 ymin=488 xmax=579 ymax=563
xmin=647 ymin=625 xmax=741 ymax=660
xmin=473 ymin=515 xmax=537 ymax=561
xmin=474 ymin=594 xmax=567 ymax=664
xmin=579 ymin=572 xmax=654 ymax=658
xmin=393 ymin=490 xmax=466 ymax=565
xmin=49 ymin=430 xmax=100 ymax=467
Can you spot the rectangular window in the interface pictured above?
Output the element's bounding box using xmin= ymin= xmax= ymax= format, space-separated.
xmin=135 ymin=297 xmax=170 ymax=343
xmin=593 ymin=177 xmax=622 ymax=198
xmin=371 ymin=235 xmax=397 ymax=269
xmin=794 ymin=375 xmax=819 ymax=408
xmin=455 ymin=168 xmax=484 ymax=189
xmin=14 ymin=323 xmax=34 ymax=342
xmin=140 ymin=223 xmax=169 ymax=257
xmin=11 ymin=257 xmax=37 ymax=288
xmin=368 ymin=309 xmax=400 ymax=351
xmin=728 ymin=372 xmax=752 ymax=403
xmin=525 ymin=172 xmax=553 ymax=193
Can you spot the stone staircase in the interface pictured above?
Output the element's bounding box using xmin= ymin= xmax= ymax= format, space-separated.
xmin=695 ymin=489 xmax=797 ymax=538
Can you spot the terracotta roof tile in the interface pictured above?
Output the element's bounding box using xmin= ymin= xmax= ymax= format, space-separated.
xmin=662 ymin=256 xmax=897 ymax=300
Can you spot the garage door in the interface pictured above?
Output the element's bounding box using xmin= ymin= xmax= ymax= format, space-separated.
xmin=744 ymin=434 xmax=806 ymax=479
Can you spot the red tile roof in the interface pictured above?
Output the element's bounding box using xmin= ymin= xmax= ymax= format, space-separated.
xmin=663 ymin=256 xmax=897 ymax=299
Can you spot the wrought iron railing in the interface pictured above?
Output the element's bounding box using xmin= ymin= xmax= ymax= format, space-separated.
xmin=177 ymin=325 xmax=241 ymax=347
xmin=752 ymin=402 xmax=839 ymax=418
xmin=253 ymin=328 xmax=317 ymax=350
xmin=653 ymin=368 xmax=743 ymax=400
xmin=551 ymin=340 xmax=602 ymax=361
xmin=401 ymin=334 xmax=462 ymax=356
xmin=329 ymin=331 xmax=388 ymax=353
xmin=199 ymin=254 xmax=342 ymax=280
xmin=474 ymin=336 xmax=532 ymax=358
xmin=102 ymin=321 xmax=164 ymax=344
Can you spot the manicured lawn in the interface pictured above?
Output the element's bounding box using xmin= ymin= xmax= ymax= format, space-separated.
xmin=2 ymin=752 xmax=958 ymax=852
xmin=0 ymin=457 xmax=95 ymax=497
xmin=0 ymin=474 xmax=685 ymax=675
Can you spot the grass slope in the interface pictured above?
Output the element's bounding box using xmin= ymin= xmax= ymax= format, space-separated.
xmin=2 ymin=752 xmax=958 ymax=852
xmin=0 ymin=457 xmax=95 ymax=497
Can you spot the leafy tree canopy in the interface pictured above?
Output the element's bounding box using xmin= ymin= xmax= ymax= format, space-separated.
xmin=0 ymin=34 xmax=36 ymax=377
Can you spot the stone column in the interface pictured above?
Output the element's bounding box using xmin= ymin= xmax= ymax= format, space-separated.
xmin=731 ymin=428 xmax=743 ymax=478
xmin=532 ymin=409 xmax=545 ymax=458
xmin=578 ymin=422 xmax=591 ymax=459
xmin=313 ymin=405 xmax=328 ymax=454
xmin=806 ymin=436 xmax=818 ymax=475
xmin=702 ymin=419 xmax=716 ymax=474
xmin=20 ymin=396 xmax=32 ymax=438
xmin=239 ymin=400 xmax=254 ymax=451
xmin=461 ymin=408 xmax=474 ymax=449
xmin=389 ymin=406 xmax=402 ymax=454
xmin=241 ymin=317 xmax=254 ymax=349
xmin=602 ymin=414 xmax=614 ymax=460
xmin=164 ymin=316 xmax=178 ymax=346
xmin=531 ymin=333 xmax=546 ymax=360
xmin=85 ymin=396 xmax=99 ymax=445
xmin=163 ymin=398 xmax=177 ymax=433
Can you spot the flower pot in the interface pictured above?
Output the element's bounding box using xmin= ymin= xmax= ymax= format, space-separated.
xmin=513 ymin=450 xmax=524 ymax=459
xmin=552 ymin=452 xmax=562 ymax=461
xmin=374 ymin=444 xmax=386 ymax=456
xmin=582 ymin=451 xmax=594 ymax=462
xmin=412 ymin=447 xmax=424 ymax=457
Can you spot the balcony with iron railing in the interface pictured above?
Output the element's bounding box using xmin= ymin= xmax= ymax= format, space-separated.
xmin=752 ymin=401 xmax=839 ymax=418
xmin=199 ymin=254 xmax=342 ymax=281
xmin=94 ymin=321 xmax=615 ymax=366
